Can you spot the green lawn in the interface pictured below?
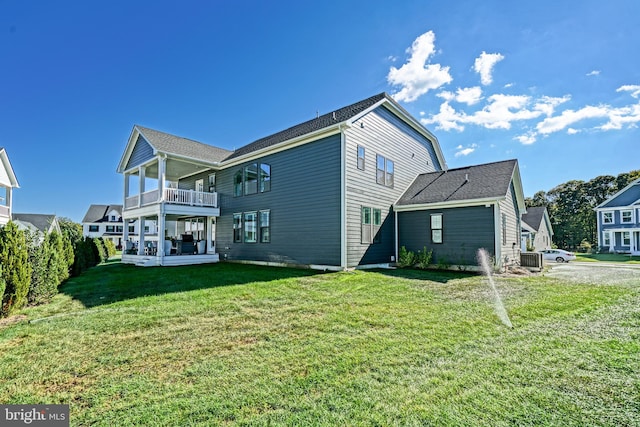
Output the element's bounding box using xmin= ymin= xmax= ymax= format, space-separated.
xmin=1 ymin=262 xmax=639 ymax=426
xmin=576 ymin=253 xmax=640 ymax=263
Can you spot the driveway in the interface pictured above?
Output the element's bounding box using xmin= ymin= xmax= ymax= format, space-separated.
xmin=544 ymin=262 xmax=640 ymax=286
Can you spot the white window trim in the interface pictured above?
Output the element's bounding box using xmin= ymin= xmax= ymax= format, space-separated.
xmin=622 ymin=231 xmax=631 ymax=246
xmin=603 ymin=231 xmax=611 ymax=246
xmin=602 ymin=211 xmax=613 ymax=224
xmin=621 ymin=209 xmax=633 ymax=223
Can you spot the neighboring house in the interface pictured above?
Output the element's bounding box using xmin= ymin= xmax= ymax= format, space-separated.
xmin=82 ymin=204 xmax=158 ymax=250
xmin=13 ymin=213 xmax=61 ymax=236
xmin=0 ymin=148 xmax=19 ymax=226
xmin=117 ymin=92 xmax=524 ymax=268
xmin=520 ymin=206 xmax=553 ymax=252
xmin=395 ymin=160 xmax=526 ymax=268
xmin=595 ymin=177 xmax=640 ymax=254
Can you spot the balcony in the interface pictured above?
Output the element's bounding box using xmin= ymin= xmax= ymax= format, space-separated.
xmin=125 ymin=188 xmax=218 ymax=213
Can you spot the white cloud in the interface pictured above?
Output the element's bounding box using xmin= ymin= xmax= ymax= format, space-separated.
xmin=586 ymin=70 xmax=601 ymax=76
xmin=617 ymin=85 xmax=640 ymax=98
xmin=536 ymin=105 xmax=612 ymax=134
xmin=421 ymin=101 xmax=465 ymax=131
xmin=437 ymin=86 xmax=482 ymax=105
xmin=474 ymin=51 xmax=504 ymax=86
xmin=533 ymin=95 xmax=571 ymax=116
xmin=455 ymin=143 xmax=478 ymax=157
xmin=388 ymin=31 xmax=453 ymax=102
xmin=514 ymin=132 xmax=537 ymax=145
xmin=504 ymin=83 xmax=514 ymax=88
xmin=567 ymin=128 xmax=579 ymax=135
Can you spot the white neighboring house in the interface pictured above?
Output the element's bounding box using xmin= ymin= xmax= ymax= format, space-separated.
xmin=521 ymin=206 xmax=554 ymax=252
xmin=13 ymin=213 xmax=61 ymax=238
xmin=0 ymin=147 xmax=19 ymax=226
xmin=82 ymin=204 xmax=158 ymax=250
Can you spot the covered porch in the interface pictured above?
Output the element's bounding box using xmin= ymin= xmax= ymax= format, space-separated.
xmin=121 ymin=213 xmax=219 ymax=267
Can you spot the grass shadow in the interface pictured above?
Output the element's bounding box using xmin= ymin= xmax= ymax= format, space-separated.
xmin=61 ymin=261 xmax=322 ymax=308
xmin=374 ymin=267 xmax=478 ymax=283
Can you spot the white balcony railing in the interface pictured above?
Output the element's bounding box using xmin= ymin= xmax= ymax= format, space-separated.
xmin=124 ymin=188 xmax=218 ymax=210
xmin=0 ymin=205 xmax=9 ymax=217
xmin=164 ymin=188 xmax=218 ymax=207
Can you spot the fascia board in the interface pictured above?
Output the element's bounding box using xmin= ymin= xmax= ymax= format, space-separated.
xmin=394 ymin=196 xmax=502 ymax=212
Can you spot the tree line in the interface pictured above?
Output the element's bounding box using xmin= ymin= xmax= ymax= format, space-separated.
xmin=526 ymin=169 xmax=640 ymax=251
xmin=0 ymin=219 xmax=116 ymax=317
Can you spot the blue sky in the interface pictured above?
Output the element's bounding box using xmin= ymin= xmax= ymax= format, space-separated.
xmin=2 ymin=0 xmax=639 ymax=222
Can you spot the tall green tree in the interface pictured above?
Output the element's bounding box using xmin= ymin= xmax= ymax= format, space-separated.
xmin=0 ymin=221 xmax=32 ymax=316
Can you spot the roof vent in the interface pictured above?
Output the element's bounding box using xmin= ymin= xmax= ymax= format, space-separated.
xmin=332 ymin=111 xmax=336 ymax=121
xmin=465 ymin=173 xmax=469 ymax=182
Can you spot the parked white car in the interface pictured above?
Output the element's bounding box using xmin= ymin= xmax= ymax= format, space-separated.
xmin=540 ymin=249 xmax=576 ymax=263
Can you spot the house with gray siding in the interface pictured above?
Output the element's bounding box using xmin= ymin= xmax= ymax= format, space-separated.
xmin=595 ymin=177 xmax=640 ymax=254
xmin=117 ymin=92 xmax=524 ymax=269
xmin=395 ymin=160 xmax=526 ymax=268
xmin=0 ymin=147 xmax=19 ymax=226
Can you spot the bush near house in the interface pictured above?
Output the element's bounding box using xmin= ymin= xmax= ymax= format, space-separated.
xmin=0 ymin=221 xmax=32 ymax=316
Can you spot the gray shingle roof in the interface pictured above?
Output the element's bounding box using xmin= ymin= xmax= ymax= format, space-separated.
xmin=82 ymin=204 xmax=122 ymax=223
xmin=396 ymin=159 xmax=518 ymax=206
xmin=521 ymin=206 xmax=547 ymax=231
xmin=224 ymin=93 xmax=388 ymax=160
xmin=136 ymin=126 xmax=233 ymax=164
xmin=12 ymin=213 xmax=57 ymax=233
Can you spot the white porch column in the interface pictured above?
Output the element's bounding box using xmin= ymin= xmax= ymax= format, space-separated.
xmin=122 ymin=217 xmax=129 ymax=250
xmin=158 ymin=156 xmax=166 ymax=201
xmin=138 ymin=216 xmax=146 ymax=255
xmin=138 ymin=166 xmax=146 ymax=207
xmin=6 ymin=187 xmax=11 ymax=217
xmin=124 ymin=172 xmax=130 ymax=199
xmin=158 ymin=213 xmax=166 ymax=258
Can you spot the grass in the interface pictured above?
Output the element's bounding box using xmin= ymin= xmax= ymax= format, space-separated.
xmin=576 ymin=253 xmax=640 ymax=263
xmin=1 ymin=262 xmax=639 ymax=426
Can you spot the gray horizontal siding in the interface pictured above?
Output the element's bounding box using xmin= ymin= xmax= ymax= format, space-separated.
xmin=345 ymin=105 xmax=441 ymax=266
xmin=126 ymin=135 xmax=154 ymax=170
xmin=499 ymin=183 xmax=522 ymax=265
xmin=398 ymin=206 xmax=495 ymax=265
xmin=216 ymin=134 xmax=342 ymax=266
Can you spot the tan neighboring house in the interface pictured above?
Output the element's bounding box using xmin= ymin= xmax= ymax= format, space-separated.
xmin=0 ymin=148 xmax=19 ymax=226
xmin=521 ymin=206 xmax=554 ymax=252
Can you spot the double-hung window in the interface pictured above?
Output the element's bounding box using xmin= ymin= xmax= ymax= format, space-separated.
xmin=233 ymin=213 xmax=242 ymax=243
xmin=234 ymin=171 xmax=243 ymax=197
xmin=244 ymin=212 xmax=257 ymax=243
xmin=244 ymin=164 xmax=258 ymax=195
xmin=431 ymin=214 xmax=443 ymax=244
xmin=89 ymin=225 xmax=99 ymax=232
xmin=260 ymin=211 xmax=270 ymax=243
xmin=106 ymin=226 xmax=115 ymax=233
xmin=621 ymin=210 xmax=632 ymax=223
xmin=603 ymin=212 xmax=613 ymax=224
xmin=260 ymin=164 xmax=271 ymax=192
xmin=603 ymin=232 xmax=611 ymax=246
xmin=376 ymin=154 xmax=394 ymax=187
xmin=357 ymin=145 xmax=365 ymax=170
xmin=623 ymin=231 xmax=631 ymax=246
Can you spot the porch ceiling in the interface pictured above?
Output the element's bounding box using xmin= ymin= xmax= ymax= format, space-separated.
xmin=130 ymin=158 xmax=214 ymax=181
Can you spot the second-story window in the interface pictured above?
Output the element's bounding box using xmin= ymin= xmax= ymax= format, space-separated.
xmin=376 ymin=154 xmax=394 ymax=187
xmin=89 ymin=225 xmax=99 ymax=232
xmin=357 ymin=145 xmax=365 ymax=170
xmin=106 ymin=226 xmax=115 ymax=233
xmin=244 ymin=163 xmax=258 ymax=195
xmin=234 ymin=171 xmax=243 ymax=197
xmin=603 ymin=212 xmax=613 ymax=224
xmin=234 ymin=163 xmax=271 ymax=196
xmin=622 ymin=210 xmax=632 ymax=223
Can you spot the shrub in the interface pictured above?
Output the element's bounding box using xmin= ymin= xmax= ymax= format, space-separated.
xmin=415 ymin=247 xmax=433 ymax=270
xmin=103 ymin=239 xmax=117 ymax=258
xmin=25 ymin=230 xmax=58 ymax=305
xmin=0 ymin=222 xmax=32 ymax=316
xmin=397 ymin=246 xmax=416 ymax=268
xmin=73 ymin=237 xmax=98 ymax=276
